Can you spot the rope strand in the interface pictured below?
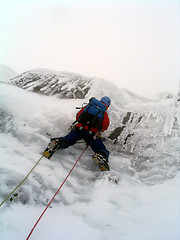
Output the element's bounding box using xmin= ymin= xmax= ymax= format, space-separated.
xmin=0 ymin=155 xmax=44 ymax=207
xmin=26 ymin=144 xmax=89 ymax=240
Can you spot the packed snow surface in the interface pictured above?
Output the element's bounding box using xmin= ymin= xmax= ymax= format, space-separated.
xmin=0 ymin=80 xmax=179 ymax=240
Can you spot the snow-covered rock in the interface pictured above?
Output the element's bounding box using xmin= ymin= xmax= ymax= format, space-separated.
xmin=10 ymin=69 xmax=93 ymax=99
xmin=155 ymin=92 xmax=175 ymax=99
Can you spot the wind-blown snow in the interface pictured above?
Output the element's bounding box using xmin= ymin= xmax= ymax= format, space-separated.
xmin=0 ymin=80 xmax=179 ymax=240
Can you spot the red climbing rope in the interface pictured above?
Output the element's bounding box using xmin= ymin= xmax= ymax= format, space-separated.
xmin=26 ymin=144 xmax=89 ymax=240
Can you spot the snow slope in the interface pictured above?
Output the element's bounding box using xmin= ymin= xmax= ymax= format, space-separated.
xmin=0 ymin=79 xmax=179 ymax=240
xmin=0 ymin=65 xmax=17 ymax=82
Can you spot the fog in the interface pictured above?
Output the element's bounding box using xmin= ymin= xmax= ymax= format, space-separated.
xmin=0 ymin=0 xmax=179 ymax=97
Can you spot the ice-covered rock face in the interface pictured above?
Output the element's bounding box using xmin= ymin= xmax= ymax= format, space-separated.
xmin=108 ymin=99 xmax=180 ymax=185
xmin=10 ymin=70 xmax=92 ymax=99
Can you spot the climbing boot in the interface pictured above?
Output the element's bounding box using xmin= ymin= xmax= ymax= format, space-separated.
xmin=43 ymin=139 xmax=61 ymax=159
xmin=92 ymin=153 xmax=110 ymax=171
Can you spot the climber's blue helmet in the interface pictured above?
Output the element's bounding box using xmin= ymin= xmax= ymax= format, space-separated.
xmin=100 ymin=96 xmax=111 ymax=108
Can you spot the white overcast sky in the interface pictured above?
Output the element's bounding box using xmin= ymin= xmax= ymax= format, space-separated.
xmin=0 ymin=0 xmax=180 ymax=97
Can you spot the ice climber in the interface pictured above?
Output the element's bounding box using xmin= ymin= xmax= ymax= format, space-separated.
xmin=43 ymin=96 xmax=111 ymax=171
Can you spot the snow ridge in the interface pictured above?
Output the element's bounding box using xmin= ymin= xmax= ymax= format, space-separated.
xmin=10 ymin=69 xmax=93 ymax=99
xmin=9 ymin=69 xmax=152 ymax=104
